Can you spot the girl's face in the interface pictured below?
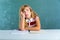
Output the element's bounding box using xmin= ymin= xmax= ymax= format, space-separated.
xmin=23 ymin=7 xmax=31 ymax=19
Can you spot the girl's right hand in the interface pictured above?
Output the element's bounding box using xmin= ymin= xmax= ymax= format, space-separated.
xmin=20 ymin=11 xmax=25 ymax=18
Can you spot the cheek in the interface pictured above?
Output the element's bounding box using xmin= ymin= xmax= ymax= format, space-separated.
xmin=25 ymin=14 xmax=30 ymax=17
xmin=24 ymin=11 xmax=31 ymax=16
xmin=29 ymin=13 xmax=31 ymax=16
xmin=27 ymin=13 xmax=31 ymax=17
xmin=26 ymin=11 xmax=30 ymax=13
xmin=27 ymin=10 xmax=30 ymax=13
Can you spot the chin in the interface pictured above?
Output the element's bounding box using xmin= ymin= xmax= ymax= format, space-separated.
xmin=26 ymin=16 xmax=29 ymax=18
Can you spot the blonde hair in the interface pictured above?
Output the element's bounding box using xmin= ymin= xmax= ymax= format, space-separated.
xmin=19 ymin=4 xmax=38 ymax=28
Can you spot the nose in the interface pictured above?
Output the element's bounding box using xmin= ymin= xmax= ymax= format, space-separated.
xmin=23 ymin=11 xmax=28 ymax=15
xmin=25 ymin=13 xmax=28 ymax=16
xmin=24 ymin=11 xmax=27 ymax=14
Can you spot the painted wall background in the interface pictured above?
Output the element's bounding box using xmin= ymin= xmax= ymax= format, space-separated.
xmin=0 ymin=0 xmax=60 ymax=30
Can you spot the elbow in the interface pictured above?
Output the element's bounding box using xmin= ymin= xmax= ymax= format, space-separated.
xmin=36 ymin=26 xmax=41 ymax=31
xmin=36 ymin=28 xmax=40 ymax=31
xmin=35 ymin=26 xmax=40 ymax=31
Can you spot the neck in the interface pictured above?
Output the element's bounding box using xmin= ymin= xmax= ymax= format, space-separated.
xmin=26 ymin=16 xmax=31 ymax=19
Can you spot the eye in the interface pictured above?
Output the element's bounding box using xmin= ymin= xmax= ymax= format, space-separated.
xmin=23 ymin=11 xmax=26 ymax=13
xmin=26 ymin=9 xmax=28 ymax=11
xmin=26 ymin=9 xmax=29 ymax=11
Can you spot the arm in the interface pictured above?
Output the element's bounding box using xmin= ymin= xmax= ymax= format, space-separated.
xmin=19 ymin=12 xmax=25 ymax=31
xmin=25 ymin=16 xmax=41 ymax=31
xmin=20 ymin=17 xmax=25 ymax=30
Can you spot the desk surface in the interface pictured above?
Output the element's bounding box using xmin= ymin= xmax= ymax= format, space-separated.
xmin=0 ymin=29 xmax=60 ymax=40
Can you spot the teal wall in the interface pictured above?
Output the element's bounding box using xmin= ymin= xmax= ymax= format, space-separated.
xmin=0 ymin=0 xmax=60 ymax=30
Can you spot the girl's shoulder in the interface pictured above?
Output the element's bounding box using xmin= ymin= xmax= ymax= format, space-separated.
xmin=35 ymin=16 xmax=40 ymax=20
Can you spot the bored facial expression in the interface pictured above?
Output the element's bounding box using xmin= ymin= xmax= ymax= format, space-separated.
xmin=23 ymin=7 xmax=31 ymax=18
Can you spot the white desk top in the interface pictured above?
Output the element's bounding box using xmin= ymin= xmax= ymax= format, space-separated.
xmin=0 ymin=29 xmax=60 ymax=40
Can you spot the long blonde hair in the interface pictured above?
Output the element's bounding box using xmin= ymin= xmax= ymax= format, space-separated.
xmin=19 ymin=4 xmax=38 ymax=28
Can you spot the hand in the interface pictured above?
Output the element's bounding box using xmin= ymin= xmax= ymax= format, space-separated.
xmin=20 ymin=11 xmax=25 ymax=18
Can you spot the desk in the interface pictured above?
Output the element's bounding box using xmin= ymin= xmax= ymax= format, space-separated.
xmin=0 ymin=29 xmax=60 ymax=40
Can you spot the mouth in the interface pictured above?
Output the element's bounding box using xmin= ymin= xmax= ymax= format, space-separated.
xmin=25 ymin=14 xmax=28 ymax=16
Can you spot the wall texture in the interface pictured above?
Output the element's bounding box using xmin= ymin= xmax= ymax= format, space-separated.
xmin=0 ymin=0 xmax=60 ymax=29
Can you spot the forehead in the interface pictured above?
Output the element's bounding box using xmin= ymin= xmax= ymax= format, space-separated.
xmin=24 ymin=7 xmax=30 ymax=10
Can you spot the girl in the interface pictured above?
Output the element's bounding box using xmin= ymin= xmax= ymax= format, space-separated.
xmin=19 ymin=4 xmax=41 ymax=31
